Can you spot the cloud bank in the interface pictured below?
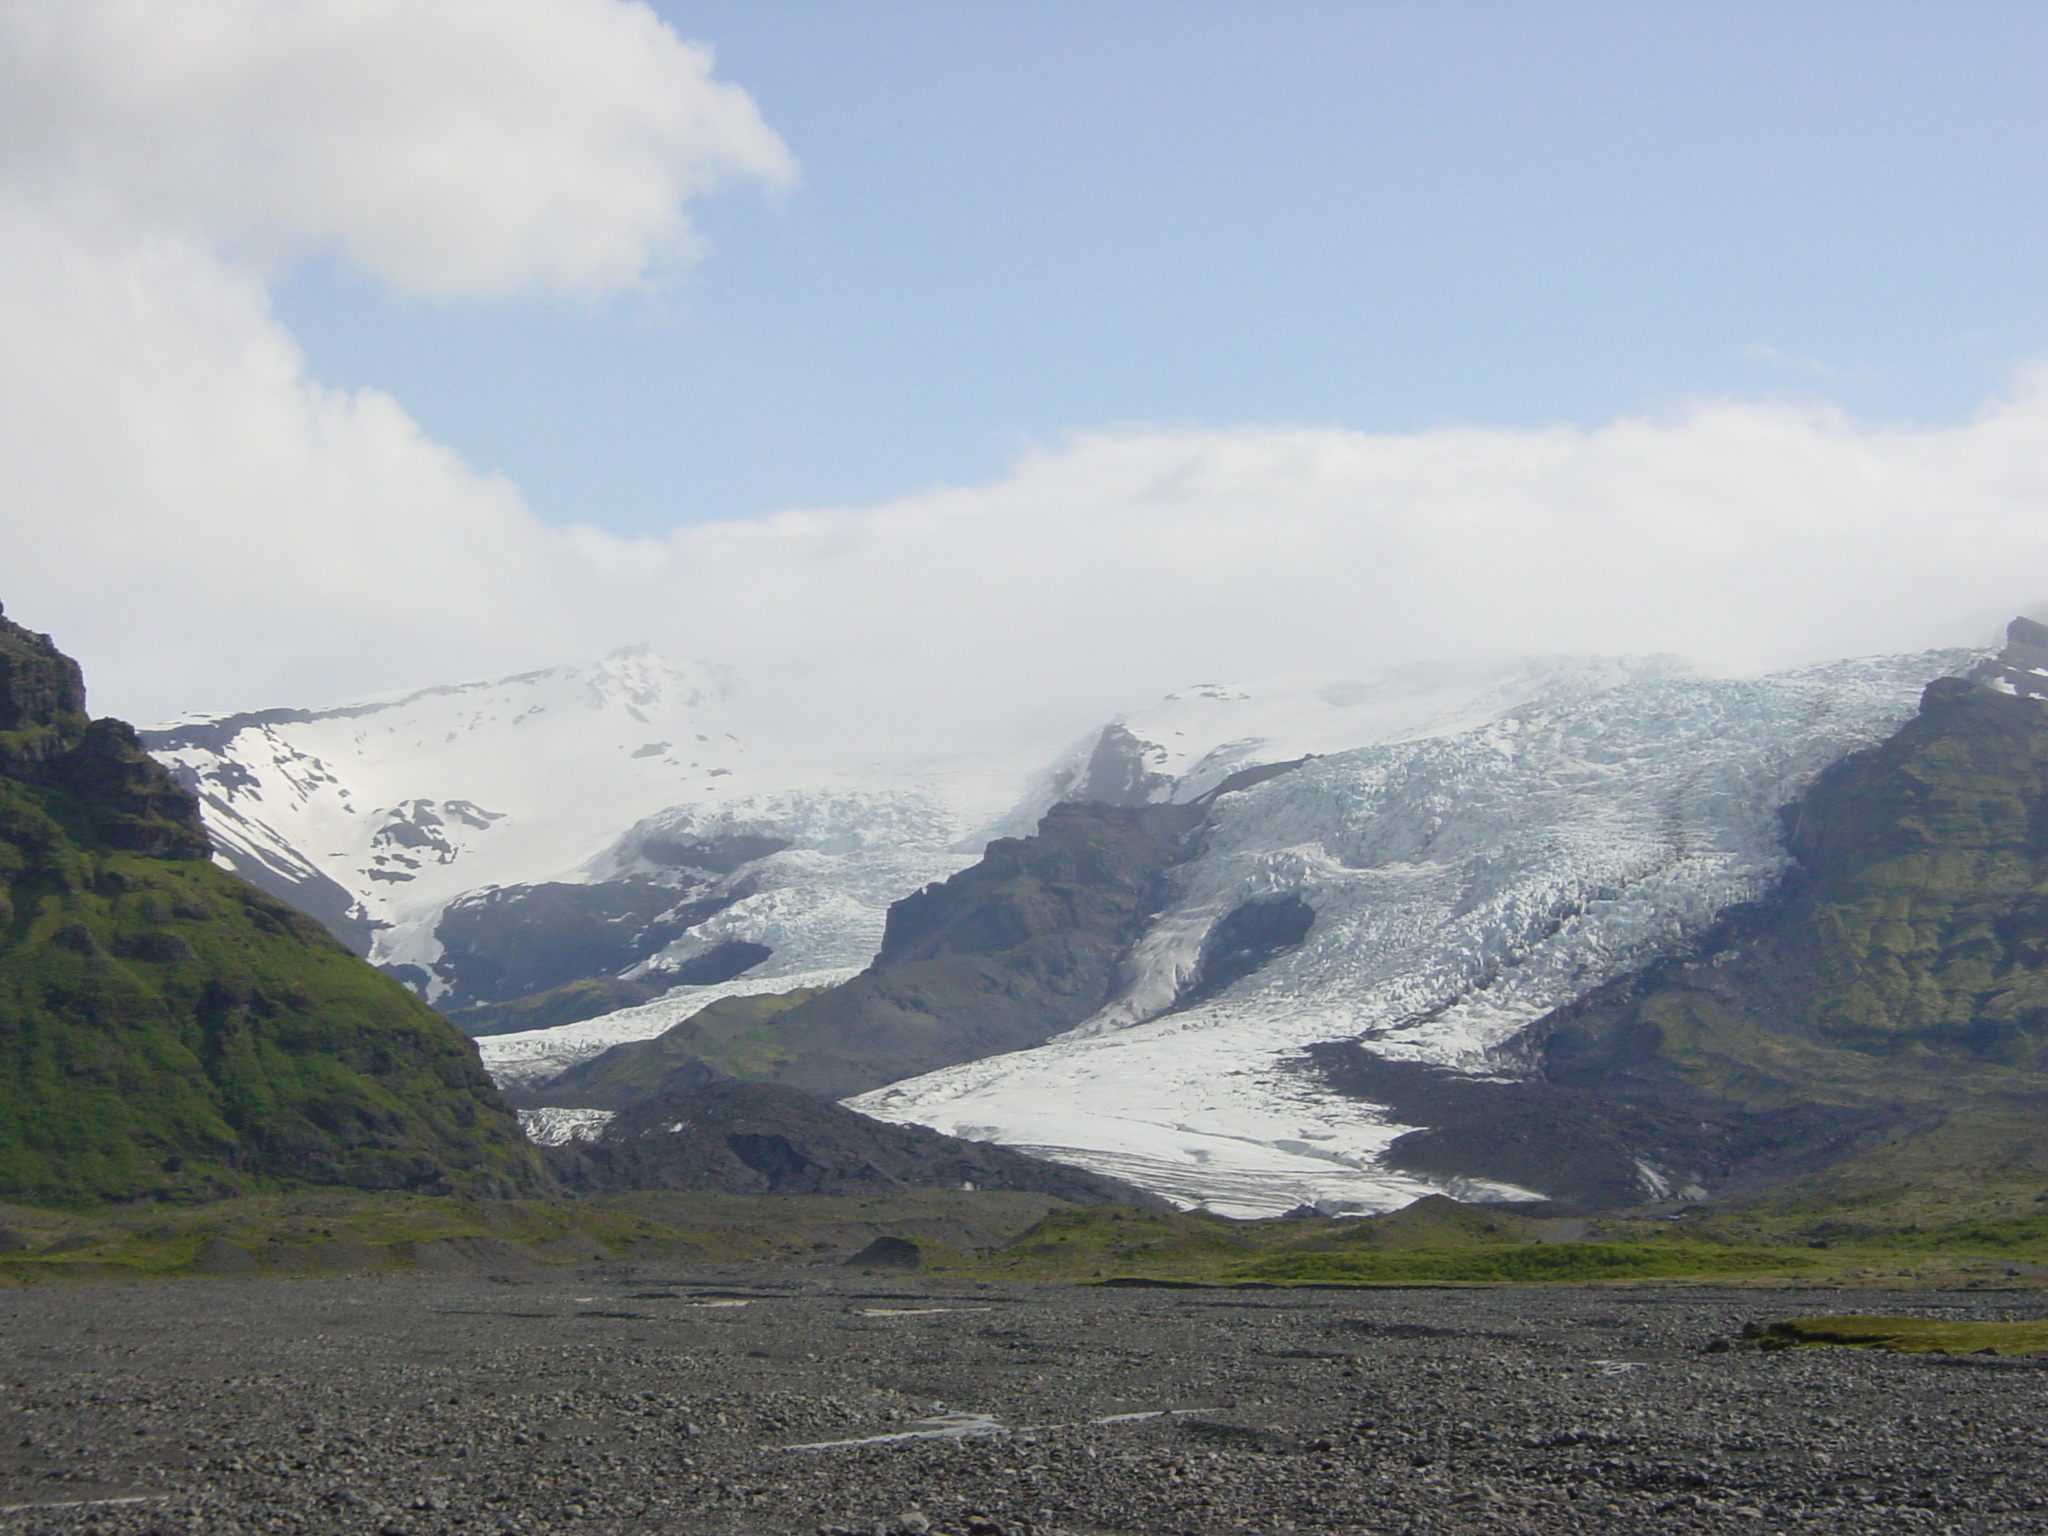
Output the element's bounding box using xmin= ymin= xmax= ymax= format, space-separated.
xmin=2 ymin=0 xmax=2045 ymax=764
xmin=0 ymin=0 xmax=793 ymax=295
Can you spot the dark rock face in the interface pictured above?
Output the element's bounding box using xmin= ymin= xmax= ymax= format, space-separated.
xmin=430 ymin=880 xmax=745 ymax=1008
xmin=0 ymin=609 xmax=87 ymax=774
xmin=1063 ymin=724 xmax=1177 ymax=807
xmin=515 ymin=988 xmax=825 ymax=1107
xmin=544 ymin=1079 xmax=1168 ymax=1207
xmin=676 ymin=801 xmax=1207 ymax=1100
xmin=843 ymin=1233 xmax=922 ymax=1267
xmin=1316 ymin=671 xmax=2048 ymax=1208
xmin=1176 ymin=893 xmax=1314 ymax=1009
xmin=1968 ymin=613 xmax=2048 ymax=699
xmin=0 ymin=601 xmax=543 ymax=1204
xmin=1310 ymin=1041 xmax=1901 ymax=1209
xmin=631 ymin=830 xmax=791 ymax=874
xmin=0 ymin=605 xmax=208 ymax=860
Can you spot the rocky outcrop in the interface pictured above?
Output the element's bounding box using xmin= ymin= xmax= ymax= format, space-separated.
xmin=578 ymin=801 xmax=1207 ymax=1102
xmin=545 ymin=1079 xmax=1168 ymax=1206
xmin=431 ymin=881 xmax=751 ymax=1010
xmin=1 ymin=605 xmax=209 ymax=860
xmin=0 ymin=602 xmax=544 ymax=1204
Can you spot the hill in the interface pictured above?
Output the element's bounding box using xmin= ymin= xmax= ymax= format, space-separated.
xmin=0 ymin=603 xmax=543 ymax=1204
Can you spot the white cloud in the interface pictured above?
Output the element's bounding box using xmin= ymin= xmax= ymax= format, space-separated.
xmin=615 ymin=389 xmax=2048 ymax=755
xmin=2 ymin=0 xmax=2045 ymax=768
xmin=0 ymin=0 xmax=794 ymax=296
xmin=0 ymin=0 xmax=783 ymax=715
xmin=0 ymin=201 xmax=590 ymax=709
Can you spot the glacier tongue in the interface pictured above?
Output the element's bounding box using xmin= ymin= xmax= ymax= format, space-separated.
xmin=852 ymin=649 xmax=1977 ymax=1217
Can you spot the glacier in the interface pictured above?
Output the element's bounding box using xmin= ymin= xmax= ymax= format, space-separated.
xmin=146 ymin=640 xmax=1984 ymax=1219
xmin=144 ymin=648 xmax=1039 ymax=1007
xmin=851 ymin=649 xmax=1976 ymax=1217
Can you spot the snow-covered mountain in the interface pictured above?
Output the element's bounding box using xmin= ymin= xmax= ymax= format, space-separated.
xmin=464 ymin=654 xmax=1699 ymax=1086
xmin=146 ymin=639 xmax=1985 ymax=1220
xmin=141 ymin=649 xmax=1037 ymax=1005
xmin=852 ymin=649 xmax=1976 ymax=1215
xmin=144 ymin=649 xmax=744 ymax=958
xmin=1040 ymin=654 xmax=1690 ymax=806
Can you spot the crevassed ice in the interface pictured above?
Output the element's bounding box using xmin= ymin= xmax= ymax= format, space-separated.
xmin=517 ymin=1107 xmax=616 ymax=1147
xmin=852 ymin=650 xmax=1975 ymax=1218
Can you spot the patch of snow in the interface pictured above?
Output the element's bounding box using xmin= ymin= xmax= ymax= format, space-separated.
xmin=598 ymin=788 xmax=991 ymax=983
xmin=144 ymin=650 xmax=1039 ymax=991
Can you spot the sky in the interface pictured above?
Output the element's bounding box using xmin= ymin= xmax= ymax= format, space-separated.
xmin=275 ymin=2 xmax=2048 ymax=533
xmin=4 ymin=0 xmax=2048 ymax=760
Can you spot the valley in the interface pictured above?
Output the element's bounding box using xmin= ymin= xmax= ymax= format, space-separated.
xmin=3 ymin=1266 xmax=2048 ymax=1536
xmin=149 ymin=636 xmax=2019 ymax=1219
xmin=7 ymin=599 xmax=2048 ymax=1534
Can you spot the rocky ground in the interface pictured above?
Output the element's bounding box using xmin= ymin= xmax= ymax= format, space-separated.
xmin=0 ymin=1267 xmax=2044 ymax=1535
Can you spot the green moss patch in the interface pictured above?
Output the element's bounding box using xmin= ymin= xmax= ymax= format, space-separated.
xmin=0 ymin=775 xmax=543 ymax=1204
xmin=1234 ymin=1240 xmax=1811 ymax=1286
xmin=1755 ymin=1314 xmax=2048 ymax=1354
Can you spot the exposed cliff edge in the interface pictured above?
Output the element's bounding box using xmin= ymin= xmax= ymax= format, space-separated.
xmin=0 ymin=603 xmax=543 ymax=1204
xmin=1320 ymin=640 xmax=2048 ymax=1213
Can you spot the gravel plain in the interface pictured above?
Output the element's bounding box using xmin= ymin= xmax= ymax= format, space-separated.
xmin=1 ymin=1267 xmax=2046 ymax=1536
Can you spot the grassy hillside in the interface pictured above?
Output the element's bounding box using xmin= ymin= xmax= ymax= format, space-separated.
xmin=0 ymin=604 xmax=543 ymax=1205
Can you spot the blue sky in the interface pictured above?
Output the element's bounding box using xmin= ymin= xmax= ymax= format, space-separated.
xmin=12 ymin=0 xmax=2048 ymax=737
xmin=270 ymin=2 xmax=2048 ymax=535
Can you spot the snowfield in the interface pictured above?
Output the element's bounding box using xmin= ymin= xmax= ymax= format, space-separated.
xmin=144 ymin=649 xmax=1036 ymax=998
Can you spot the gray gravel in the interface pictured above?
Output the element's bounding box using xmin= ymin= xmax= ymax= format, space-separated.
xmin=0 ymin=1268 xmax=2044 ymax=1534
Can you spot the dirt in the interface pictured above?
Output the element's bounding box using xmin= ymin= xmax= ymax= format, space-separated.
xmin=0 ymin=1267 xmax=2045 ymax=1534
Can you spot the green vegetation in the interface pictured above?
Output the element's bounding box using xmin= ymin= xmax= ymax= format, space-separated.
xmin=1797 ymin=681 xmax=2048 ymax=1066
xmin=0 ymin=605 xmax=542 ymax=1205
xmin=0 ymin=1186 xmax=1070 ymax=1282
xmin=1755 ymin=1315 xmax=2048 ymax=1355
xmin=924 ymin=1192 xmax=2048 ymax=1289
xmin=952 ymin=1199 xmax=1819 ymax=1286
xmin=0 ymin=774 xmax=543 ymax=1203
xmin=1523 ymin=679 xmax=2048 ymax=1217
xmin=1236 ymin=1242 xmax=1807 ymax=1285
xmin=992 ymin=1204 xmax=1266 ymax=1274
xmin=526 ymin=988 xmax=828 ymax=1108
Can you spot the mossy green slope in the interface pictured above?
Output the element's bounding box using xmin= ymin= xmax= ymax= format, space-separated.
xmin=0 ymin=604 xmax=543 ymax=1205
xmin=1531 ymin=676 xmax=2048 ymax=1215
xmin=1792 ymin=677 xmax=2048 ymax=1063
xmin=1755 ymin=1315 xmax=2048 ymax=1354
